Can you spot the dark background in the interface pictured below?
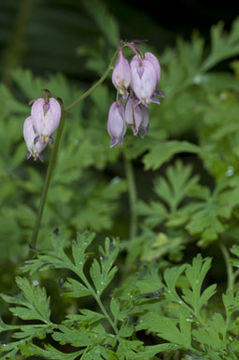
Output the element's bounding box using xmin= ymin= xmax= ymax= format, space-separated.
xmin=0 ymin=0 xmax=238 ymax=82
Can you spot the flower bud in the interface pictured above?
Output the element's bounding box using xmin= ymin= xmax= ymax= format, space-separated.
xmin=125 ymin=95 xmax=149 ymax=136
xmin=112 ymin=48 xmax=131 ymax=97
xmin=130 ymin=55 xmax=157 ymax=105
xmin=107 ymin=101 xmax=126 ymax=147
xmin=31 ymin=97 xmax=61 ymax=144
xmin=23 ymin=116 xmax=46 ymax=161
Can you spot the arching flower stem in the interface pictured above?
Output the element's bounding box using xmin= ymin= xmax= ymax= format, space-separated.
xmin=30 ymin=50 xmax=118 ymax=251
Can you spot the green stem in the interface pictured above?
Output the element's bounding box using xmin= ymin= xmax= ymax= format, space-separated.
xmin=80 ymin=274 xmax=118 ymax=334
xmin=30 ymin=50 xmax=118 ymax=250
xmin=65 ymin=50 xmax=118 ymax=112
xmin=30 ymin=109 xmax=66 ymax=250
xmin=95 ymin=293 xmax=118 ymax=334
xmin=220 ymin=243 xmax=234 ymax=291
xmin=124 ymin=156 xmax=138 ymax=240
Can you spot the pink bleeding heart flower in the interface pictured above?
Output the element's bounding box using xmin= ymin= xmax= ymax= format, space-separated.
xmin=107 ymin=100 xmax=126 ymax=147
xmin=23 ymin=116 xmax=46 ymax=161
xmin=145 ymin=52 xmax=161 ymax=84
xmin=31 ymin=95 xmax=61 ymax=144
xmin=125 ymin=95 xmax=149 ymax=136
xmin=130 ymin=55 xmax=158 ymax=105
xmin=112 ymin=47 xmax=131 ymax=97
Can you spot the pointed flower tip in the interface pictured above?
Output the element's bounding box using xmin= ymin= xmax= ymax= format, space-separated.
xmin=151 ymin=97 xmax=160 ymax=104
xmin=155 ymin=90 xmax=165 ymax=98
xmin=39 ymin=153 xmax=44 ymax=162
xmin=139 ymin=125 xmax=149 ymax=138
xmin=110 ymin=139 xmax=117 ymax=148
xmin=49 ymin=136 xmax=54 ymax=146
xmin=26 ymin=151 xmax=31 ymax=160
xmin=110 ymin=136 xmax=124 ymax=147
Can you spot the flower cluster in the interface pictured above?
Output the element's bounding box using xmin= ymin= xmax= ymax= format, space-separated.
xmin=23 ymin=90 xmax=61 ymax=161
xmin=107 ymin=41 xmax=164 ymax=147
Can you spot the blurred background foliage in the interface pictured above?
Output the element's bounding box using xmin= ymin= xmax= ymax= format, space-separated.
xmin=1 ymin=0 xmax=239 ymax=345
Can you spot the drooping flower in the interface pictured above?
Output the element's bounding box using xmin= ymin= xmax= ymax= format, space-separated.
xmin=112 ymin=48 xmax=131 ymax=97
xmin=107 ymin=41 xmax=164 ymax=146
xmin=107 ymin=101 xmax=126 ymax=147
xmin=125 ymin=95 xmax=149 ymax=136
xmin=130 ymin=55 xmax=158 ymax=105
xmin=23 ymin=116 xmax=46 ymax=161
xmin=31 ymin=95 xmax=61 ymax=144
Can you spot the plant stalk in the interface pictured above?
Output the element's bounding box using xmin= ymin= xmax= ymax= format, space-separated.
xmin=30 ymin=50 xmax=118 ymax=250
xmin=65 ymin=50 xmax=118 ymax=111
xmin=79 ymin=273 xmax=118 ymax=334
xmin=220 ymin=243 xmax=234 ymax=291
xmin=124 ymin=156 xmax=138 ymax=240
xmin=30 ymin=109 xmax=66 ymax=250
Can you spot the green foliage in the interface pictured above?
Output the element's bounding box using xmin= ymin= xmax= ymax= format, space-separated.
xmin=143 ymin=141 xmax=200 ymax=170
xmin=0 ymin=67 xmax=127 ymax=261
xmin=201 ymin=20 xmax=239 ymax=72
xmin=138 ymin=161 xmax=239 ymax=250
xmin=2 ymin=236 xmax=239 ymax=359
xmin=2 ymin=2 xmax=239 ymax=359
xmin=0 ymin=277 xmax=50 ymax=322
xmin=135 ymin=254 xmax=239 ymax=359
